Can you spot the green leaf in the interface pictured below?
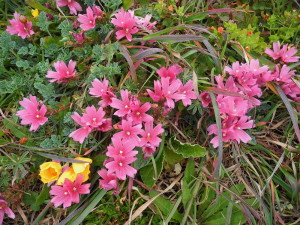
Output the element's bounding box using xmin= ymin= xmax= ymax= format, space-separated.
xmin=140 ymin=151 xmax=164 ymax=188
xmin=164 ymin=146 xmax=184 ymax=167
xmin=184 ymin=14 xmax=206 ymax=23
xmin=170 ymin=137 xmax=206 ymax=158
xmin=25 ymin=0 xmax=56 ymax=14
xmin=3 ymin=118 xmax=29 ymax=139
xmin=183 ymin=158 xmax=195 ymax=184
xmin=34 ymin=82 xmax=56 ymax=101
xmin=36 ymin=12 xmax=50 ymax=32
xmin=149 ymin=191 xmax=182 ymax=222
xmin=23 ymin=186 xmax=50 ymax=211
xmin=123 ymin=0 xmax=133 ymax=10
xmin=40 ymin=135 xmax=63 ymax=149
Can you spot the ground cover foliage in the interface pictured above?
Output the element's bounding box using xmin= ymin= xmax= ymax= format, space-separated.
xmin=0 ymin=0 xmax=300 ymax=224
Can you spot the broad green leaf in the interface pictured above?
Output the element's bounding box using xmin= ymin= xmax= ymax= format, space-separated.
xmin=170 ymin=138 xmax=206 ymax=158
xmin=164 ymin=146 xmax=184 ymax=167
xmin=122 ymin=0 xmax=133 ymax=10
xmin=149 ymin=191 xmax=182 ymax=222
xmin=183 ymin=158 xmax=196 ymax=184
xmin=182 ymin=180 xmax=192 ymax=209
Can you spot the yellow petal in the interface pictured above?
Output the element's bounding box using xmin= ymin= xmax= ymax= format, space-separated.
xmin=31 ymin=9 xmax=39 ymax=18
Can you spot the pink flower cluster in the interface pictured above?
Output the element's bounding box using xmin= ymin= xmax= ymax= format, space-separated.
xmin=202 ymin=42 xmax=300 ymax=148
xmin=6 ymin=12 xmax=34 ymax=39
xmin=111 ymin=8 xmax=156 ymax=41
xmin=87 ymin=78 xmax=165 ymax=193
xmin=147 ymin=64 xmax=197 ymax=114
xmin=77 ymin=5 xmax=103 ymax=31
xmin=16 ymin=95 xmax=48 ymax=131
xmin=0 ymin=199 xmax=15 ymax=225
xmin=265 ymin=42 xmax=300 ymax=102
xmin=50 ymin=175 xmax=90 ymax=208
xmin=69 ymin=106 xmax=112 ymax=143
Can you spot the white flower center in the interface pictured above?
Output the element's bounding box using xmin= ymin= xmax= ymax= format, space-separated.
xmin=100 ymin=89 xmax=104 ymax=92
xmin=89 ymin=20 xmax=93 ymax=23
xmin=167 ymin=91 xmax=171 ymax=94
xmin=147 ymin=133 xmax=151 ymax=138
xmin=125 ymin=28 xmax=129 ymax=33
xmin=223 ymin=133 xmax=226 ymax=137
xmin=254 ymin=69 xmax=257 ymax=72
xmin=126 ymin=131 xmax=131 ymax=136
xmin=183 ymin=91 xmax=186 ymax=94
xmin=236 ymin=70 xmax=239 ymax=73
xmin=119 ymin=150 xmax=123 ymax=155
xmin=136 ymin=112 xmax=140 ymax=116
xmin=66 ymin=71 xmax=69 ymax=75
xmin=68 ymin=0 xmax=71 ymax=2
xmin=92 ymin=118 xmax=97 ymax=122
xmin=0 ymin=207 xmax=2 ymax=209
xmin=36 ymin=115 xmax=41 ymax=118
xmin=125 ymin=105 xmax=129 ymax=109
xmin=64 ymin=192 xmax=68 ymax=195
xmin=73 ymin=187 xmax=77 ymax=191
xmin=119 ymin=162 xmax=123 ymax=166
xmin=236 ymin=127 xmax=241 ymax=130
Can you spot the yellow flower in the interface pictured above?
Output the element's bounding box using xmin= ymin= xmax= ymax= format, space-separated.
xmin=39 ymin=162 xmax=62 ymax=183
xmin=57 ymin=167 xmax=77 ymax=185
xmin=31 ymin=9 xmax=39 ymax=18
xmin=72 ymin=157 xmax=92 ymax=182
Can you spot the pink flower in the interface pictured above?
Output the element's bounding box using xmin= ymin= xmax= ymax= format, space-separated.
xmin=89 ymin=78 xmax=116 ymax=107
xmin=92 ymin=5 xmax=103 ymax=17
xmin=282 ymin=81 xmax=300 ymax=102
xmin=142 ymin=143 xmax=157 ymax=159
xmin=265 ymin=41 xmax=282 ymax=60
xmin=106 ymin=136 xmax=137 ymax=159
xmin=217 ymin=96 xmax=250 ymax=117
xmin=6 ymin=12 xmax=34 ymax=39
xmin=135 ymin=14 xmax=157 ymax=30
xmin=110 ymin=90 xmax=131 ymax=117
xmin=129 ymin=102 xmax=153 ymax=124
xmin=50 ymin=175 xmax=90 ymax=208
xmin=208 ymin=116 xmax=254 ymax=148
xmin=97 ymin=118 xmax=112 ymax=132
xmin=111 ymin=8 xmax=138 ymax=41
xmin=98 ymin=169 xmax=118 ymax=191
xmin=113 ymin=120 xmax=143 ymax=145
xmin=77 ymin=7 xmax=97 ymax=31
xmin=200 ymin=91 xmax=211 ymax=107
xmin=81 ymin=106 xmax=105 ymax=128
xmin=147 ymin=80 xmax=163 ymax=102
xmin=56 ymin=0 xmax=82 ymax=15
xmin=161 ymin=78 xmax=185 ymax=109
xmin=0 ymin=200 xmax=15 ymax=225
xmin=177 ymin=80 xmax=197 ymax=106
xmin=156 ymin=64 xmax=182 ymax=82
xmin=105 ymin=156 xmax=137 ymax=180
xmin=139 ymin=122 xmax=164 ymax=147
xmin=272 ymin=65 xmax=295 ymax=83
xmin=265 ymin=41 xmax=300 ymax=63
xmin=69 ymin=112 xmax=92 ymax=143
xmin=46 ymin=60 xmax=77 ymax=83
xmin=16 ymin=95 xmax=48 ymax=131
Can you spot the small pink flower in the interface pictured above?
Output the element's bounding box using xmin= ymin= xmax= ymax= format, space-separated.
xmin=81 ymin=106 xmax=105 ymax=128
xmin=156 ymin=64 xmax=182 ymax=82
xmin=217 ymin=96 xmax=250 ymax=117
xmin=110 ymin=90 xmax=131 ymax=117
xmin=105 ymin=156 xmax=137 ymax=180
xmin=78 ymin=7 xmax=97 ymax=31
xmin=200 ymin=91 xmax=211 ymax=107
xmin=106 ymin=136 xmax=137 ymax=159
xmin=282 ymin=81 xmax=300 ymax=102
xmin=135 ymin=14 xmax=157 ymax=31
xmin=177 ymin=80 xmax=197 ymax=106
xmin=272 ymin=65 xmax=295 ymax=83
xmin=111 ymin=8 xmax=138 ymax=41
xmin=129 ymin=102 xmax=153 ymax=124
xmin=16 ymin=95 xmax=48 ymax=131
xmin=113 ymin=120 xmax=143 ymax=145
xmin=139 ymin=122 xmax=164 ymax=147
xmin=6 ymin=12 xmax=34 ymax=39
xmin=98 ymin=169 xmax=118 ymax=191
xmin=161 ymin=78 xmax=185 ymax=109
xmin=97 ymin=118 xmax=112 ymax=132
xmin=89 ymin=78 xmax=116 ymax=107
xmin=56 ymin=0 xmax=82 ymax=15
xmin=69 ymin=112 xmax=92 ymax=143
xmin=0 ymin=199 xmax=15 ymax=225
xmin=92 ymin=5 xmax=103 ymax=17
xmin=142 ymin=143 xmax=156 ymax=159
xmin=46 ymin=60 xmax=77 ymax=83
xmin=50 ymin=175 xmax=90 ymax=208
xmin=265 ymin=41 xmax=299 ymax=63
xmin=147 ymin=80 xmax=164 ymax=102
